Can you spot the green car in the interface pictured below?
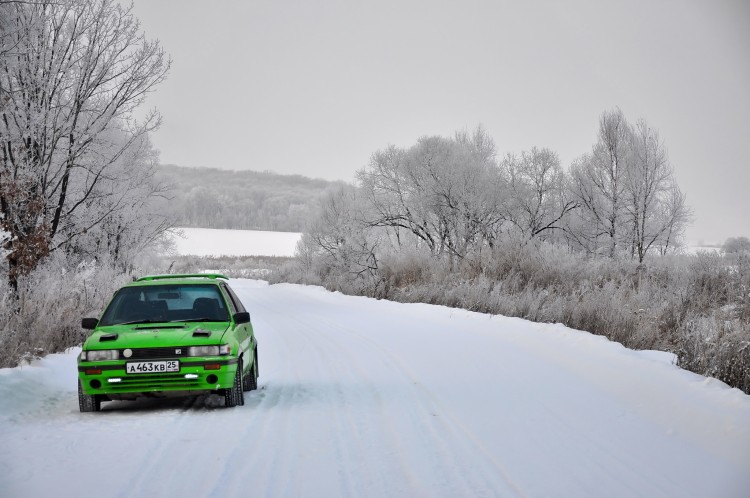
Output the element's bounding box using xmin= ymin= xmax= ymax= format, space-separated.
xmin=77 ymin=274 xmax=258 ymax=412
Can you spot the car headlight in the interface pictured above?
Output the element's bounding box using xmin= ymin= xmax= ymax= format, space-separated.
xmin=83 ymin=349 xmax=119 ymax=361
xmin=188 ymin=344 xmax=231 ymax=356
xmin=188 ymin=345 xmax=218 ymax=356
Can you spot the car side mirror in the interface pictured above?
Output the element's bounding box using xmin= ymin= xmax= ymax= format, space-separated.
xmin=233 ymin=311 xmax=250 ymax=324
xmin=82 ymin=318 xmax=99 ymax=330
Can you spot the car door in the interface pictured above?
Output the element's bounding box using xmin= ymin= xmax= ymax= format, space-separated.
xmin=221 ymin=283 xmax=254 ymax=359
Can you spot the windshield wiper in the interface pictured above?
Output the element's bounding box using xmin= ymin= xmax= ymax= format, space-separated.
xmin=172 ymin=317 xmax=226 ymax=323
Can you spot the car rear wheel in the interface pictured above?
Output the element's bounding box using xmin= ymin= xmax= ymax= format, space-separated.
xmin=78 ymin=380 xmax=101 ymax=412
xmin=224 ymin=359 xmax=244 ymax=407
xmin=242 ymin=352 xmax=257 ymax=392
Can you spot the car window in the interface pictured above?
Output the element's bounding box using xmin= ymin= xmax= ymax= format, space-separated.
xmin=222 ymin=283 xmax=246 ymax=314
xmin=98 ymin=284 xmax=230 ymax=325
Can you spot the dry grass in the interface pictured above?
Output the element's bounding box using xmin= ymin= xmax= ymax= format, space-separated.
xmin=274 ymin=242 xmax=750 ymax=394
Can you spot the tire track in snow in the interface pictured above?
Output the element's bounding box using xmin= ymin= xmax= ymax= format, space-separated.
xmin=227 ymin=285 xmax=364 ymax=497
xmin=116 ymin=398 xmax=224 ymax=498
xmin=204 ymin=289 xmax=348 ymax=498
xmin=225 ymin=284 xmax=409 ymax=497
xmin=304 ymin=300 xmax=528 ymax=498
xmin=274 ymin=309 xmax=408 ymax=497
xmin=235 ymin=282 xmax=527 ymax=497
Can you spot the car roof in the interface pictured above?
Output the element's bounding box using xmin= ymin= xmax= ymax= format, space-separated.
xmin=125 ymin=274 xmax=229 ymax=287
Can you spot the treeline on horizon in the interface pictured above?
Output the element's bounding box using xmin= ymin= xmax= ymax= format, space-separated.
xmin=156 ymin=165 xmax=344 ymax=232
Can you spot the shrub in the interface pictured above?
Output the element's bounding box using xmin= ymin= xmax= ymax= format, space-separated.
xmin=722 ymin=236 xmax=750 ymax=255
xmin=0 ymin=254 xmax=135 ymax=368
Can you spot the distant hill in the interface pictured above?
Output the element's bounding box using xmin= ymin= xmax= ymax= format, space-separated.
xmin=156 ymin=165 xmax=346 ymax=231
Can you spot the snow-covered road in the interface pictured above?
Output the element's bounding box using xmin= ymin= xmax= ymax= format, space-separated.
xmin=2 ymin=279 xmax=749 ymax=498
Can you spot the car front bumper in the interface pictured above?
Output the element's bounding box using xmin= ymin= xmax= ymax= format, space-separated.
xmin=78 ymin=357 xmax=239 ymax=397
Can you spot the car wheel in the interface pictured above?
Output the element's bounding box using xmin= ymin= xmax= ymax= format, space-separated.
xmin=242 ymin=352 xmax=257 ymax=392
xmin=78 ymin=380 xmax=101 ymax=413
xmin=224 ymin=358 xmax=244 ymax=407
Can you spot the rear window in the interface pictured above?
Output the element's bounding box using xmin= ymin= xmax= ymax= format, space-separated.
xmin=98 ymin=284 xmax=230 ymax=326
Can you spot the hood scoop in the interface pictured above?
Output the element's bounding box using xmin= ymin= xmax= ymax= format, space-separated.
xmin=134 ymin=324 xmax=184 ymax=330
xmin=192 ymin=329 xmax=212 ymax=337
xmin=99 ymin=333 xmax=118 ymax=342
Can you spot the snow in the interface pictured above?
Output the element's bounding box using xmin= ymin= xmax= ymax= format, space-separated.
xmin=683 ymin=242 xmax=722 ymax=255
xmin=634 ymin=349 xmax=678 ymax=365
xmin=166 ymin=231 xmax=724 ymax=259
xmin=168 ymin=228 xmax=301 ymax=257
xmin=2 ymin=279 xmax=749 ymax=498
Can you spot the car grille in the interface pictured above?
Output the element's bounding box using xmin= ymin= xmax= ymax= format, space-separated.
xmin=107 ymin=373 xmax=202 ymax=391
xmin=122 ymin=347 xmax=189 ymax=360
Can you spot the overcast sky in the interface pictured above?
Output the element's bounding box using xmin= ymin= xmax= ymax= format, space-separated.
xmin=130 ymin=0 xmax=749 ymax=243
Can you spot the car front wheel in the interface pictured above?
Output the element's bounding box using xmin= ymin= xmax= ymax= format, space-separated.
xmin=242 ymin=353 xmax=257 ymax=392
xmin=78 ymin=380 xmax=101 ymax=412
xmin=224 ymin=359 xmax=244 ymax=407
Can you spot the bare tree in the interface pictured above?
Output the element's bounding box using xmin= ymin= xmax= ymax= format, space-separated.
xmin=300 ymin=185 xmax=382 ymax=292
xmin=0 ymin=0 xmax=169 ymax=289
xmin=625 ymin=120 xmax=686 ymax=262
xmin=569 ymin=110 xmax=691 ymax=260
xmin=455 ymin=124 xmax=496 ymax=167
xmin=358 ymin=129 xmax=503 ymax=260
xmin=501 ymin=147 xmax=577 ymax=240
xmin=64 ymin=131 xmax=173 ymax=272
xmin=569 ymin=109 xmax=632 ymax=257
xmin=656 ymin=184 xmax=691 ymax=255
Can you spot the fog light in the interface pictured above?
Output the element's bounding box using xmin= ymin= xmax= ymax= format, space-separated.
xmin=184 ymin=374 xmax=198 ymax=379
xmin=107 ymin=378 xmax=122 ymax=383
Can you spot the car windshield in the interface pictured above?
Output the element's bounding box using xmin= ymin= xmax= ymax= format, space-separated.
xmin=98 ymin=284 xmax=230 ymax=326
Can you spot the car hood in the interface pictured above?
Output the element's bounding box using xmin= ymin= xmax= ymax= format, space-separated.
xmin=84 ymin=322 xmax=230 ymax=350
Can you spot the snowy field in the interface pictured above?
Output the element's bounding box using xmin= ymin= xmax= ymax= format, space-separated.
xmin=2 ymin=279 xmax=750 ymax=498
xmin=166 ymin=228 xmax=722 ymax=259
xmin=168 ymin=227 xmax=301 ymax=257
xmin=684 ymin=243 xmax=722 ymax=255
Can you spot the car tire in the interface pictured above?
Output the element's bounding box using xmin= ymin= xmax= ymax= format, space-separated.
xmin=224 ymin=359 xmax=244 ymax=407
xmin=78 ymin=380 xmax=101 ymax=413
xmin=242 ymin=352 xmax=257 ymax=392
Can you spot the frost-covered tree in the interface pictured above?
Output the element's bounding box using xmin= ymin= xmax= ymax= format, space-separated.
xmin=501 ymin=147 xmax=577 ymax=240
xmin=61 ymin=131 xmax=172 ymax=272
xmin=654 ymin=185 xmax=690 ymax=255
xmin=568 ymin=109 xmax=689 ymax=260
xmin=568 ymin=109 xmax=632 ymax=257
xmin=358 ymin=128 xmax=504 ymax=259
xmin=625 ymin=120 xmax=690 ymax=261
xmin=0 ymin=0 xmax=169 ymax=289
xmin=298 ymin=185 xmax=382 ymax=293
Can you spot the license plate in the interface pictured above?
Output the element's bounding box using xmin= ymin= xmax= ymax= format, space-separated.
xmin=126 ymin=360 xmax=180 ymax=374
